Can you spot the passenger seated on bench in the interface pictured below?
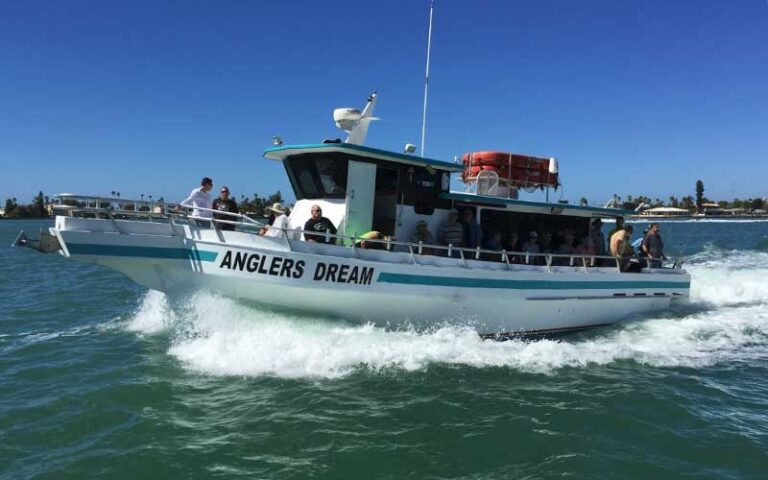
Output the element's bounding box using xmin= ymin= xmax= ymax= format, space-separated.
xmin=575 ymin=235 xmax=596 ymax=267
xmin=263 ymin=203 xmax=289 ymax=238
xmin=506 ymin=232 xmax=521 ymax=263
xmin=303 ymin=205 xmax=337 ymax=244
xmin=534 ymin=231 xmax=554 ymax=265
xmin=552 ymin=229 xmax=565 ymax=250
xmin=483 ymin=231 xmax=504 ymax=262
xmin=554 ymin=230 xmax=577 ymax=265
xmin=521 ymin=231 xmax=540 ymax=264
xmin=438 ymin=209 xmax=463 ymax=256
xmin=357 ymin=231 xmax=386 ymax=250
xmin=539 ymin=231 xmax=553 ymax=254
xmin=410 ymin=220 xmax=434 ymax=255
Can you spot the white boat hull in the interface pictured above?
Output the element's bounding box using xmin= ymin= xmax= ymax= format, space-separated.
xmin=53 ymin=217 xmax=691 ymax=336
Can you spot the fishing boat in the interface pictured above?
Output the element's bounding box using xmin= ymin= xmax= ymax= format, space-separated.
xmin=16 ymin=93 xmax=690 ymax=337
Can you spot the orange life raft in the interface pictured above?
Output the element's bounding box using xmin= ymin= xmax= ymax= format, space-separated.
xmin=460 ymin=151 xmax=559 ymax=188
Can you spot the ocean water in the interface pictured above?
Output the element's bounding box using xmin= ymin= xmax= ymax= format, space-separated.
xmin=1 ymin=219 xmax=767 ymax=479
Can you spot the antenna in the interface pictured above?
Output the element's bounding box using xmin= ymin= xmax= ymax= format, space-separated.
xmin=420 ymin=0 xmax=435 ymax=157
xmin=333 ymin=92 xmax=379 ymax=145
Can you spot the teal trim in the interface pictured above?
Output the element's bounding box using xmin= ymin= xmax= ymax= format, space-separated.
xmin=441 ymin=192 xmax=635 ymax=216
xmin=67 ymin=243 xmax=218 ymax=262
xmin=263 ymin=143 xmax=464 ymax=172
xmin=377 ymin=272 xmax=690 ymax=290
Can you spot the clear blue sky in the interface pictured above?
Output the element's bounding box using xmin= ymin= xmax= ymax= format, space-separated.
xmin=2 ymin=0 xmax=767 ymax=204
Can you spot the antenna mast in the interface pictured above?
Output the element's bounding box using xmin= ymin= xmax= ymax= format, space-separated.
xmin=420 ymin=0 xmax=435 ymax=157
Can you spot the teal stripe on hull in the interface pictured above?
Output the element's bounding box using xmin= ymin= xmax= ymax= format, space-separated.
xmin=377 ymin=272 xmax=690 ymax=290
xmin=67 ymin=243 xmax=219 ymax=262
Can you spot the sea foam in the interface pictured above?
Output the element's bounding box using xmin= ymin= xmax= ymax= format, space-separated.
xmin=126 ymin=249 xmax=768 ymax=379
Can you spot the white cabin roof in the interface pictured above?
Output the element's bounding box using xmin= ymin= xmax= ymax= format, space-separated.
xmin=263 ymin=143 xmax=464 ymax=172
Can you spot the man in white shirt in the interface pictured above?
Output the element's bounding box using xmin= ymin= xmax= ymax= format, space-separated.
xmin=181 ymin=177 xmax=213 ymax=227
xmin=264 ymin=203 xmax=289 ymax=238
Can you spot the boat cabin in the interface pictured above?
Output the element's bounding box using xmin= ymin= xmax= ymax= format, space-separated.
xmin=263 ymin=143 xmax=632 ymax=250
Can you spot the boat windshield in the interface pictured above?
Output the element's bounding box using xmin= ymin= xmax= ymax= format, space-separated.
xmin=285 ymin=155 xmax=349 ymax=199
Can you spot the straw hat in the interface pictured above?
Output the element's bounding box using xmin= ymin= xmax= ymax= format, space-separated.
xmin=266 ymin=202 xmax=287 ymax=214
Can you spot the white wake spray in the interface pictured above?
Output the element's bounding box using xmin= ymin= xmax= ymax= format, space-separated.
xmin=125 ymin=249 xmax=768 ymax=379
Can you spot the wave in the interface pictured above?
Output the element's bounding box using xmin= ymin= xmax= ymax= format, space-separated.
xmin=124 ymin=249 xmax=768 ymax=379
xmin=686 ymin=247 xmax=768 ymax=308
xmin=627 ymin=218 xmax=768 ymax=224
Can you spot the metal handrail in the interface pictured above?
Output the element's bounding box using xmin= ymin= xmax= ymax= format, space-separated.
xmin=248 ymin=222 xmax=683 ymax=272
xmin=55 ymin=206 xmax=683 ymax=272
xmin=180 ymin=204 xmax=264 ymax=227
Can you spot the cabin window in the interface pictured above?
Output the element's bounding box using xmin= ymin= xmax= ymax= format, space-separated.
xmin=285 ymin=154 xmax=349 ymax=199
xmin=479 ymin=209 xmax=591 ymax=249
xmin=401 ymin=169 xmax=451 ymax=214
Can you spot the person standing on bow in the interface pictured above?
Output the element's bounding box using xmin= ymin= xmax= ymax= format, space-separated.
xmin=212 ymin=186 xmax=238 ymax=231
xmin=181 ymin=177 xmax=213 ymax=227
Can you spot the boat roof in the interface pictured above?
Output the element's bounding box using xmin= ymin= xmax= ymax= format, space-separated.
xmin=643 ymin=207 xmax=689 ymax=213
xmin=263 ymin=143 xmax=464 ymax=172
xmin=56 ymin=193 xmax=157 ymax=204
xmin=442 ymin=192 xmax=634 ymax=217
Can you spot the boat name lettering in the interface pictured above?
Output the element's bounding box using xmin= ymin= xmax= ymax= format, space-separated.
xmin=219 ymin=251 xmax=304 ymax=279
xmin=313 ymin=262 xmax=374 ymax=285
xmin=217 ymin=251 xmax=373 ymax=285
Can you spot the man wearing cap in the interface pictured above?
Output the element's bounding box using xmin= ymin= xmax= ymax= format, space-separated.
xmin=212 ymin=186 xmax=238 ymax=231
xmin=181 ymin=177 xmax=213 ymax=227
xmin=437 ymin=209 xmax=464 ymax=256
xmin=303 ymin=204 xmax=337 ymax=244
xmin=264 ymin=203 xmax=289 ymax=238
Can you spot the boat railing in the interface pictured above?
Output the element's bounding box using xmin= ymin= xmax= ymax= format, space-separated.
xmin=180 ymin=205 xmax=264 ymax=228
xmin=56 ymin=204 xmax=683 ymax=273
xmin=219 ymin=220 xmax=683 ymax=273
xmin=53 ymin=199 xmax=266 ymax=230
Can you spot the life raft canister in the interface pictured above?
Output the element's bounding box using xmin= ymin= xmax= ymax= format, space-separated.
xmin=461 ymin=151 xmax=559 ymax=188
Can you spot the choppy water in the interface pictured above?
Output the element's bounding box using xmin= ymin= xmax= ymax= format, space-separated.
xmin=2 ymin=219 xmax=767 ymax=479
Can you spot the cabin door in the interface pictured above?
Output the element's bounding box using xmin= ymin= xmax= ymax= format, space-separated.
xmin=343 ymin=160 xmax=376 ymax=243
xmin=372 ymin=166 xmax=399 ymax=237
